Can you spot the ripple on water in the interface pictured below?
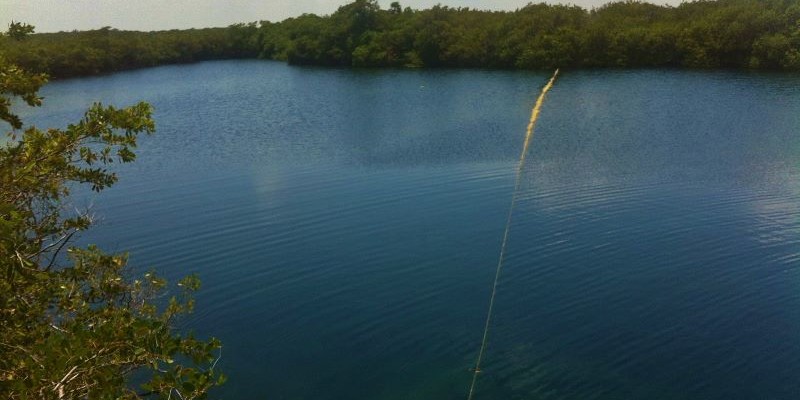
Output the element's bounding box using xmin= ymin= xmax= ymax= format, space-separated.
xmin=25 ymin=63 xmax=800 ymax=399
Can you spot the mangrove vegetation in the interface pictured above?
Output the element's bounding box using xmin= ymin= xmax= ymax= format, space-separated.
xmin=2 ymin=0 xmax=800 ymax=79
xmin=0 ymin=25 xmax=224 ymax=399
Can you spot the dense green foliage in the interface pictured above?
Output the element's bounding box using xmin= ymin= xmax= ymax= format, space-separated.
xmin=0 ymin=24 xmax=260 ymax=78
xmin=2 ymin=0 xmax=800 ymax=78
xmin=263 ymin=0 xmax=800 ymax=69
xmin=0 ymin=27 xmax=223 ymax=399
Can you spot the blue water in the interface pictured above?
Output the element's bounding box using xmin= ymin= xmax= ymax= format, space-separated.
xmin=18 ymin=61 xmax=800 ymax=399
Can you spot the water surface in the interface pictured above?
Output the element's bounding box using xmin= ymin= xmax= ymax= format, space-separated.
xmin=20 ymin=61 xmax=800 ymax=399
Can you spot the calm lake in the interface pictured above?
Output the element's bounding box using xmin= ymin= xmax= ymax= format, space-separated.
xmin=20 ymin=60 xmax=800 ymax=399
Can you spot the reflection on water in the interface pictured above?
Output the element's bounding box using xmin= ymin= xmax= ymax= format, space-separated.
xmin=21 ymin=61 xmax=800 ymax=399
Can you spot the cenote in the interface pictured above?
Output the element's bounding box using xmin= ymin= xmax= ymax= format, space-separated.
xmin=19 ymin=60 xmax=800 ymax=399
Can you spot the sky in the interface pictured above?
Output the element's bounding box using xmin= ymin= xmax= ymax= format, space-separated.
xmin=1 ymin=0 xmax=682 ymax=33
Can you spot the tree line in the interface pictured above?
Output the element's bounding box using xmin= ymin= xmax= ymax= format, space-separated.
xmin=2 ymin=0 xmax=800 ymax=79
xmin=0 ymin=24 xmax=260 ymax=78
xmin=267 ymin=0 xmax=800 ymax=70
